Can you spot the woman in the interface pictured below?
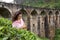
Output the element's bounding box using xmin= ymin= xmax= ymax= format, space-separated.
xmin=12 ymin=11 xmax=27 ymax=29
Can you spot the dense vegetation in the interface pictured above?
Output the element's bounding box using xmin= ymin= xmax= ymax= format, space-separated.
xmin=22 ymin=0 xmax=60 ymax=9
xmin=0 ymin=18 xmax=48 ymax=40
xmin=54 ymin=29 xmax=60 ymax=40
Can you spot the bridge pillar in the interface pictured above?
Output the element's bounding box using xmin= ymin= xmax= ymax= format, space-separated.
xmin=56 ymin=15 xmax=60 ymax=29
xmin=39 ymin=10 xmax=47 ymax=38
xmin=24 ymin=9 xmax=33 ymax=31
xmin=49 ymin=15 xmax=55 ymax=40
xmin=40 ymin=15 xmax=45 ymax=37
xmin=47 ymin=11 xmax=55 ymax=40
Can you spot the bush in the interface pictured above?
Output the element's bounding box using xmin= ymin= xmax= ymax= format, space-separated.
xmin=54 ymin=29 xmax=60 ymax=40
xmin=0 ymin=18 xmax=48 ymax=40
xmin=0 ymin=26 xmax=42 ymax=40
xmin=0 ymin=18 xmax=12 ymax=27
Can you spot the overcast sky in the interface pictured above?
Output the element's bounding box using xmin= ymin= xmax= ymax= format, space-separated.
xmin=2 ymin=0 xmax=14 ymax=3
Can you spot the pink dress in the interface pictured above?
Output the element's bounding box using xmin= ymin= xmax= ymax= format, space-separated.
xmin=12 ymin=19 xmax=24 ymax=28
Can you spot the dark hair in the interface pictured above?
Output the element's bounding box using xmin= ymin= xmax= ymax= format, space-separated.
xmin=12 ymin=11 xmax=22 ymax=22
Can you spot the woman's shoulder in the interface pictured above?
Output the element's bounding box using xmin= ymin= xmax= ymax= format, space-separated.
xmin=12 ymin=21 xmax=18 ymax=24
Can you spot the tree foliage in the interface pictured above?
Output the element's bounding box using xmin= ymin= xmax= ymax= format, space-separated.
xmin=22 ymin=0 xmax=60 ymax=8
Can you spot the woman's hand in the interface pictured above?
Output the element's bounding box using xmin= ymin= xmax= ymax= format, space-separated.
xmin=22 ymin=24 xmax=27 ymax=29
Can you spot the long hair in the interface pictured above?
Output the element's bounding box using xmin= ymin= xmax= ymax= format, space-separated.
xmin=12 ymin=11 xmax=22 ymax=22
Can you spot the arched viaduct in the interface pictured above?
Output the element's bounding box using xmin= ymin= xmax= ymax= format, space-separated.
xmin=0 ymin=2 xmax=60 ymax=39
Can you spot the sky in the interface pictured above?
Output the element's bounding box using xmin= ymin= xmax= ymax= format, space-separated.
xmin=2 ymin=0 xmax=14 ymax=3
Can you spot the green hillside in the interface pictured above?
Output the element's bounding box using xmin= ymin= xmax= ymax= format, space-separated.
xmin=22 ymin=0 xmax=60 ymax=9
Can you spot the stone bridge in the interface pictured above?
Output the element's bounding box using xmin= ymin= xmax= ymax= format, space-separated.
xmin=0 ymin=2 xmax=60 ymax=39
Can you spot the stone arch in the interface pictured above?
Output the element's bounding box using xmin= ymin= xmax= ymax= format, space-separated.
xmin=20 ymin=8 xmax=28 ymax=16
xmin=48 ymin=11 xmax=55 ymax=39
xmin=30 ymin=9 xmax=38 ymax=34
xmin=55 ymin=11 xmax=59 ymax=15
xmin=55 ymin=11 xmax=59 ymax=22
xmin=18 ymin=8 xmax=31 ymax=30
xmin=40 ymin=10 xmax=46 ymax=16
xmin=48 ymin=11 xmax=53 ymax=23
xmin=38 ymin=10 xmax=46 ymax=37
xmin=55 ymin=11 xmax=59 ymax=28
xmin=4 ymin=6 xmax=12 ymax=15
xmin=40 ymin=10 xmax=49 ymax=37
xmin=0 ymin=7 xmax=11 ymax=18
xmin=31 ymin=9 xmax=38 ymax=16
xmin=20 ymin=8 xmax=31 ymax=30
xmin=49 ymin=11 xmax=53 ymax=15
xmin=20 ymin=8 xmax=28 ymax=25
